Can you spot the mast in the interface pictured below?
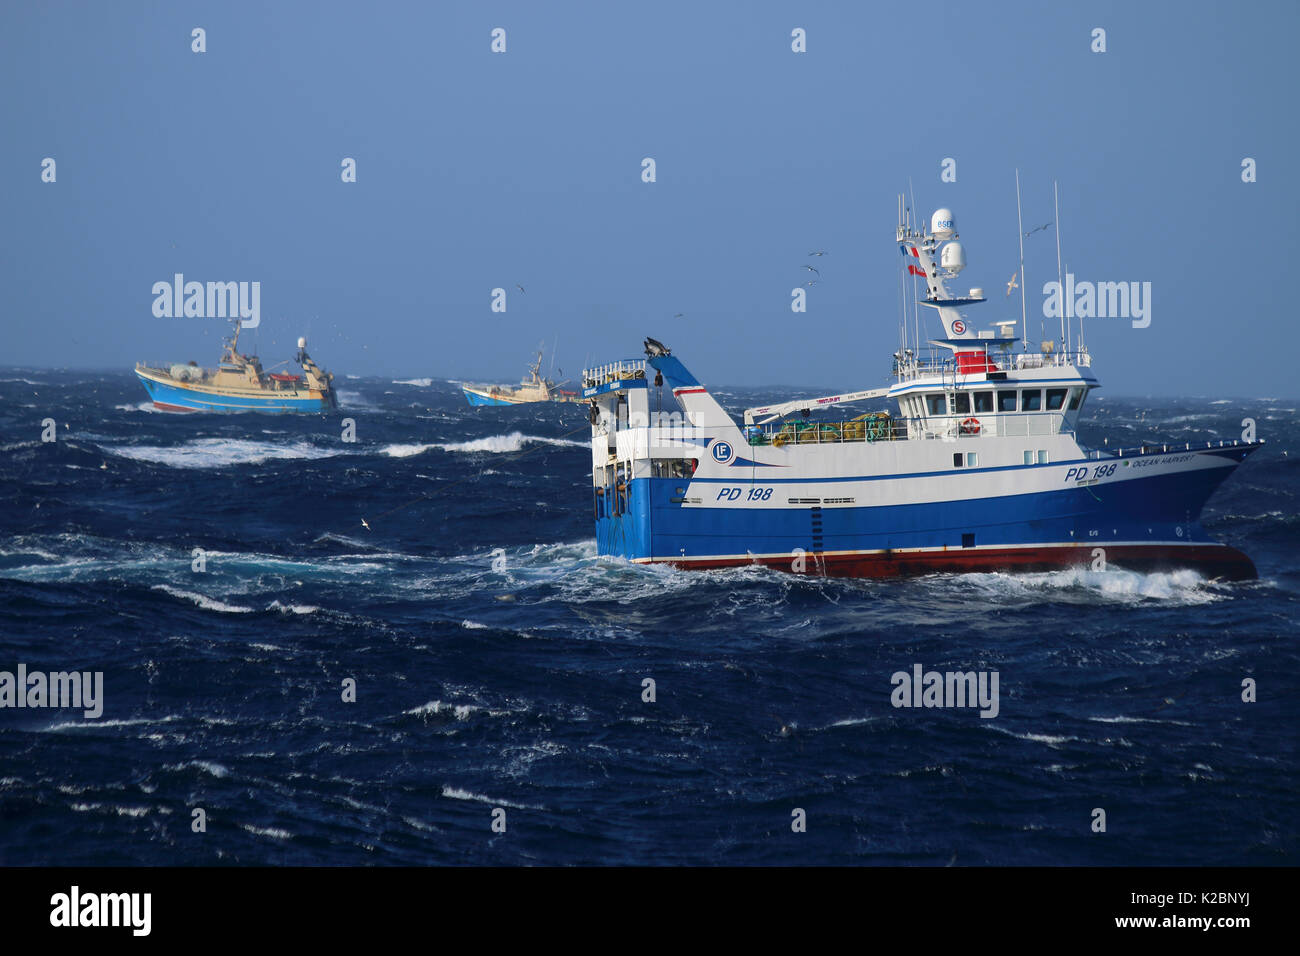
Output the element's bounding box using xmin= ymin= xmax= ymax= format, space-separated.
xmin=1015 ymin=169 xmax=1027 ymax=348
xmin=1054 ymin=180 xmax=1066 ymax=351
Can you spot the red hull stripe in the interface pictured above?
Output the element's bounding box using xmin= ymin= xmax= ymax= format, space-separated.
xmin=637 ymin=543 xmax=1257 ymax=581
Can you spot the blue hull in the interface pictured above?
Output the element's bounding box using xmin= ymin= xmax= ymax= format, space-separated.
xmin=463 ymin=386 xmax=515 ymax=407
xmin=136 ymin=371 xmax=332 ymax=413
xmin=594 ymin=448 xmax=1257 ymax=578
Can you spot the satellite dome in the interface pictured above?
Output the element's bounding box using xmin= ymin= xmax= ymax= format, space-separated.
xmin=940 ymin=241 xmax=966 ymax=274
xmin=931 ymin=208 xmax=956 ymax=239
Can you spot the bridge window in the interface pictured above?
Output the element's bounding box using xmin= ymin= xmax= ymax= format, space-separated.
xmin=1067 ymin=387 xmax=1084 ymax=410
xmin=954 ymin=392 xmax=971 ymax=414
xmin=974 ymin=391 xmax=993 ymax=413
xmin=998 ymin=390 xmax=1017 ymax=412
xmin=925 ymin=394 xmax=947 ymax=416
xmin=1022 ymin=389 xmax=1042 ymax=411
xmin=1046 ymin=388 xmax=1068 ymax=411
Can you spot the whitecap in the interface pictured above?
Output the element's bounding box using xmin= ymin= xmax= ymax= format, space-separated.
xmin=152 ymin=584 xmax=253 ymax=613
xmin=105 ymin=438 xmax=344 ymax=469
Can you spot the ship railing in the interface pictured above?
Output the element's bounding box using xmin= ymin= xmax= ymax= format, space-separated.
xmin=1091 ymin=438 xmax=1255 ymax=460
xmin=744 ymin=412 xmax=1074 ymax=446
xmin=745 ymin=416 xmax=902 ymax=446
xmin=893 ymin=348 xmax=1093 ymax=382
xmin=582 ymin=360 xmax=647 ymax=388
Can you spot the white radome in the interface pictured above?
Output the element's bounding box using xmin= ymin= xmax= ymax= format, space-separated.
xmin=297 ymin=336 xmax=307 ymax=349
xmin=931 ymin=208 xmax=956 ymax=239
xmin=940 ymin=240 xmax=966 ymax=274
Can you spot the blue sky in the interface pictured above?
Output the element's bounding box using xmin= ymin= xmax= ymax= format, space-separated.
xmin=3 ymin=0 xmax=1296 ymax=396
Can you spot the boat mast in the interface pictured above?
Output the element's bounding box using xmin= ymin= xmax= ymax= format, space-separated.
xmin=909 ymin=178 xmax=921 ymax=353
xmin=1054 ymin=180 xmax=1066 ymax=352
xmin=1015 ymin=169 xmax=1027 ymax=348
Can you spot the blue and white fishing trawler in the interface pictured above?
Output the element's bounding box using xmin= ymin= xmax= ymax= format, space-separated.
xmin=581 ymin=203 xmax=1261 ymax=579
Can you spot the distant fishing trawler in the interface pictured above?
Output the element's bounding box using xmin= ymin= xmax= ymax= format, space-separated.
xmin=462 ymin=350 xmax=578 ymax=406
xmin=581 ymin=200 xmax=1261 ymax=580
xmin=135 ymin=320 xmax=337 ymax=412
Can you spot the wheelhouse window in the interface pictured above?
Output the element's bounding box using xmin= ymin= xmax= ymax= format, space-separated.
xmin=1046 ymin=388 xmax=1068 ymax=411
xmin=998 ymin=390 xmax=1017 ymax=412
xmin=925 ymin=394 xmax=947 ymax=416
xmin=1067 ymin=387 xmax=1085 ymax=411
xmin=1022 ymin=389 xmax=1042 ymax=411
xmin=954 ymin=392 xmax=971 ymax=414
xmin=974 ymin=391 xmax=993 ymax=413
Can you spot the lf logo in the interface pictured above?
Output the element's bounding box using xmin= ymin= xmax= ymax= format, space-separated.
xmin=711 ymin=441 xmax=734 ymax=464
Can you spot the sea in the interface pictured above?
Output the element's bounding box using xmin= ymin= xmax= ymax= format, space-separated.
xmin=1 ymin=370 xmax=1296 ymax=866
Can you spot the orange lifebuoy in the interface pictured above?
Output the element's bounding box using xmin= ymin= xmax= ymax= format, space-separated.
xmin=960 ymin=417 xmax=981 ymax=436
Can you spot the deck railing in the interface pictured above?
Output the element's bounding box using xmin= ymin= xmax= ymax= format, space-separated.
xmin=893 ymin=348 xmax=1093 ymax=383
xmin=1097 ymin=438 xmax=1255 ymax=460
xmin=582 ymin=360 xmax=646 ymax=388
xmin=743 ymin=412 xmax=1072 ymax=446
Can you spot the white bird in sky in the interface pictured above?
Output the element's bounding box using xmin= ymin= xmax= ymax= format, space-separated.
xmin=804 ymin=265 xmax=820 ymax=276
xmin=361 ymin=518 xmax=371 ymax=531
xmin=809 ymin=250 xmax=827 ymax=257
xmin=1006 ymin=270 xmax=1019 ymax=297
xmin=515 ymin=284 xmax=525 ymax=294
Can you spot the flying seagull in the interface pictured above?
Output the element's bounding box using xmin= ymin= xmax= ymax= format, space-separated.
xmin=804 ymin=265 xmax=820 ymax=276
xmin=1023 ymin=222 xmax=1052 ymax=237
xmin=643 ymin=337 xmax=670 ymax=357
xmin=361 ymin=518 xmax=371 ymax=531
xmin=808 ymin=251 xmax=827 ymax=257
xmin=1006 ymin=270 xmax=1019 ymax=296
xmin=804 ymin=280 xmax=819 ymax=286
xmin=515 ymin=284 xmax=525 ymax=294
xmin=673 ymin=313 xmax=684 ymax=318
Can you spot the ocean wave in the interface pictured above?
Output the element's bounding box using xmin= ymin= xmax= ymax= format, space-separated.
xmin=440 ymin=786 xmax=540 ymax=810
xmin=44 ymin=715 xmax=182 ymax=733
xmin=392 ymin=378 xmax=433 ymax=387
xmin=407 ymin=700 xmax=477 ymax=720
xmin=152 ymin=584 xmax=254 ymax=613
xmin=381 ymin=431 xmax=587 ymax=457
xmin=268 ymin=600 xmax=319 ymax=615
xmin=104 ymin=438 xmax=345 ymax=469
xmin=945 ymin=566 xmax=1223 ymax=606
xmin=70 ymin=803 xmax=154 ymax=817
xmin=240 ymin=824 xmax=293 ymax=840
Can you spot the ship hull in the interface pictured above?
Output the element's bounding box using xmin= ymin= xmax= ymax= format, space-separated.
xmin=462 ymin=384 xmax=575 ymax=406
xmin=462 ymin=385 xmax=521 ymax=406
xmin=594 ymin=445 xmax=1259 ymax=580
xmin=136 ymin=369 xmax=332 ymax=413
